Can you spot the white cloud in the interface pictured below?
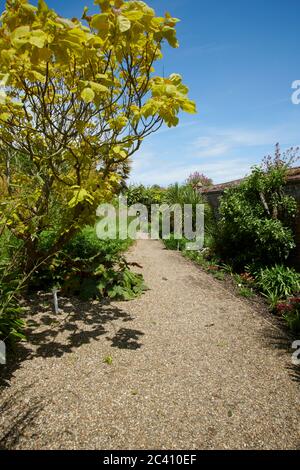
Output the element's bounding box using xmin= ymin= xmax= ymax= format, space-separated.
xmin=130 ymin=150 xmax=251 ymax=186
xmin=129 ymin=123 xmax=300 ymax=187
xmin=193 ymin=125 xmax=300 ymax=159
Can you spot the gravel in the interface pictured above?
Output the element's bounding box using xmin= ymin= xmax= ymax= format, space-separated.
xmin=0 ymin=240 xmax=299 ymax=450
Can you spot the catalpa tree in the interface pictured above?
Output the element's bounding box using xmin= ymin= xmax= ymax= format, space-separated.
xmin=0 ymin=0 xmax=196 ymax=269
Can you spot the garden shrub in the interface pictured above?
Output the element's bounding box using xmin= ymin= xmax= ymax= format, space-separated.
xmin=32 ymin=226 xmax=145 ymax=302
xmin=0 ymin=257 xmax=26 ymax=345
xmin=0 ymin=280 xmax=25 ymax=345
xmin=254 ymin=265 xmax=300 ymax=302
xmin=163 ymin=183 xmax=215 ymax=235
xmin=163 ymin=235 xmax=190 ymax=251
xmin=216 ymin=161 xmax=297 ymax=269
xmin=125 ymin=185 xmax=165 ymax=222
xmin=277 ymin=298 xmax=300 ymax=332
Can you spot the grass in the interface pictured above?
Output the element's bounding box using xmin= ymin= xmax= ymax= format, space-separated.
xmin=238 ymin=287 xmax=255 ymax=299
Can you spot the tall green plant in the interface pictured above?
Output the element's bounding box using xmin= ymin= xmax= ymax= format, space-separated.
xmin=216 ymin=146 xmax=298 ymax=269
xmin=164 ymin=183 xmax=215 ymax=235
xmin=0 ymin=249 xmax=26 ymax=345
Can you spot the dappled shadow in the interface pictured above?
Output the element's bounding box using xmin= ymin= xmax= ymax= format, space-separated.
xmin=1 ymin=293 xmax=143 ymax=388
xmin=259 ymin=324 xmax=300 ymax=385
xmin=26 ymin=294 xmax=134 ymax=358
xmin=0 ymin=345 xmax=31 ymax=389
xmin=0 ymin=385 xmax=44 ymax=449
xmin=108 ymin=328 xmax=144 ymax=350
xmin=288 ymin=364 xmax=300 ymax=383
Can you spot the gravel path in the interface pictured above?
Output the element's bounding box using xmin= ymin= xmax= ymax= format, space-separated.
xmin=0 ymin=240 xmax=299 ymax=450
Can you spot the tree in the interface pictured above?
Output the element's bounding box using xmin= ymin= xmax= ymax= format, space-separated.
xmin=186 ymin=172 xmax=212 ymax=189
xmin=0 ymin=0 xmax=196 ymax=270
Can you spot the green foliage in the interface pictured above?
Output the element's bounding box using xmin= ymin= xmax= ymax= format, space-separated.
xmin=0 ymin=260 xmax=26 ymax=345
xmin=125 ymin=184 xmax=165 ymax=221
xmin=0 ymin=0 xmax=195 ymax=273
xmin=282 ymin=306 xmax=300 ymax=332
xmin=238 ymin=286 xmax=254 ymax=299
xmin=163 ymin=235 xmax=189 ymax=251
xmin=217 ymin=161 xmax=297 ymax=269
xmin=254 ymin=265 xmax=300 ymax=302
xmin=164 ymin=183 xmax=203 ymax=206
xmin=33 ymin=226 xmax=146 ymax=302
xmin=106 ymin=269 xmax=146 ymax=301
xmin=163 ymin=183 xmax=215 ymax=234
xmin=276 ymin=297 xmax=300 ymax=332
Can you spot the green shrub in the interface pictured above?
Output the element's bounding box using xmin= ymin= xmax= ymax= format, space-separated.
xmin=0 ymin=293 xmax=25 ymax=345
xmin=283 ymin=309 xmax=300 ymax=332
xmin=254 ymin=265 xmax=300 ymax=302
xmin=163 ymin=183 xmax=215 ymax=237
xmin=276 ymin=298 xmax=300 ymax=332
xmin=163 ymin=235 xmax=189 ymax=251
xmin=32 ymin=226 xmax=146 ymax=302
xmin=238 ymin=286 xmax=254 ymax=298
xmin=0 ymin=235 xmax=26 ymax=345
xmin=0 ymin=269 xmax=26 ymax=345
xmin=216 ymin=161 xmax=297 ymax=269
xmin=126 ymin=185 xmax=165 ymax=221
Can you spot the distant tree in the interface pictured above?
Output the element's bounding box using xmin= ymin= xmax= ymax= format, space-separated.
xmin=262 ymin=143 xmax=299 ymax=172
xmin=187 ymin=172 xmax=213 ymax=189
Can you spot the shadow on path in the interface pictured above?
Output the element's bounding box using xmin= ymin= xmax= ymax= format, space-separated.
xmin=0 ymin=385 xmax=44 ymax=449
xmin=0 ymin=294 xmax=143 ymax=388
xmin=260 ymin=325 xmax=300 ymax=385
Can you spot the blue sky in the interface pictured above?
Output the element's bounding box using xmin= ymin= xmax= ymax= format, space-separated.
xmin=2 ymin=0 xmax=300 ymax=185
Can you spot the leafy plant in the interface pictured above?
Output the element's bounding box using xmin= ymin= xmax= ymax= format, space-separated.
xmin=163 ymin=235 xmax=189 ymax=251
xmin=0 ymin=285 xmax=25 ymax=345
xmin=238 ymin=286 xmax=254 ymax=299
xmin=126 ymin=185 xmax=165 ymax=220
xmin=211 ymin=270 xmax=226 ymax=281
xmin=32 ymin=225 xmax=147 ymax=302
xmin=255 ymin=265 xmax=300 ymax=302
xmin=216 ymin=146 xmax=297 ymax=269
xmin=0 ymin=259 xmax=26 ymax=345
xmin=276 ymin=298 xmax=300 ymax=332
xmin=163 ymin=183 xmax=215 ymax=236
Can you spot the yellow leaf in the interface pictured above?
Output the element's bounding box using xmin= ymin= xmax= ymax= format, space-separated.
xmin=181 ymin=100 xmax=197 ymax=114
xmin=29 ymin=31 xmax=47 ymax=49
xmin=81 ymin=87 xmax=95 ymax=103
xmin=124 ymin=10 xmax=144 ymax=21
xmin=91 ymin=13 xmax=109 ymax=31
xmin=11 ymin=26 xmax=30 ymax=41
xmin=0 ymin=112 xmax=10 ymax=122
xmin=90 ymin=82 xmax=109 ymax=94
xmin=117 ymin=15 xmax=131 ymax=33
